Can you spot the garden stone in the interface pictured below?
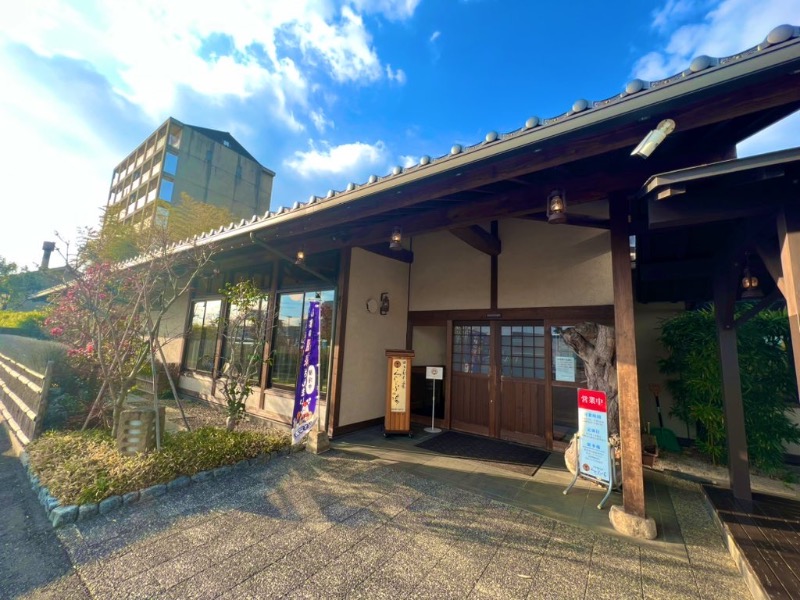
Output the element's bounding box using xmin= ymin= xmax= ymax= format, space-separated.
xmin=122 ymin=491 xmax=140 ymax=505
xmin=249 ymin=453 xmax=270 ymax=466
xmin=50 ymin=505 xmax=78 ymax=528
xmin=46 ymin=497 xmax=61 ymax=513
xmin=212 ymin=465 xmax=233 ymax=478
xmin=190 ymin=470 xmax=211 ymax=483
xmin=167 ymin=476 xmax=190 ymax=491
xmin=233 ymin=459 xmax=250 ymax=471
xmin=30 ymin=475 xmax=40 ymax=493
xmin=20 ymin=451 xmax=29 ymax=468
xmin=140 ymin=484 xmax=167 ymax=500
xmin=78 ymin=503 xmax=99 ymax=521
xmin=278 ymin=446 xmax=290 ymax=456
xmin=99 ymin=495 xmax=123 ymax=514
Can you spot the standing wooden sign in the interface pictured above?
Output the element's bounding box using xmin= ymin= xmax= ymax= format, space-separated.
xmin=384 ymin=349 xmax=415 ymax=436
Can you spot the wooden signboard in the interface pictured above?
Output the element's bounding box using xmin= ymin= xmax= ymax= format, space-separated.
xmin=385 ymin=349 xmax=415 ymax=436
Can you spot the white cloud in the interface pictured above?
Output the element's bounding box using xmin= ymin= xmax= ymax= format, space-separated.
xmin=284 ymin=140 xmax=389 ymax=178
xmin=386 ymin=64 xmax=407 ymax=85
xmin=400 ymin=154 xmax=418 ymax=168
xmin=634 ymin=0 xmax=800 ymax=81
xmin=310 ymin=109 xmax=334 ymax=133
xmin=430 ymin=30 xmax=441 ymax=42
xmin=636 ymin=0 xmax=800 ymax=158
xmin=350 ymin=0 xmax=423 ymax=21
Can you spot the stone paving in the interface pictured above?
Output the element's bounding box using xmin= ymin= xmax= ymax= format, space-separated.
xmin=4 ymin=448 xmax=750 ymax=599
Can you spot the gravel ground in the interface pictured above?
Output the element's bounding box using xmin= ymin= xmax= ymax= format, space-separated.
xmin=161 ymin=397 xmax=287 ymax=436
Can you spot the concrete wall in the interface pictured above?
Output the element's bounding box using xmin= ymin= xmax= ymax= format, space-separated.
xmin=498 ymin=219 xmax=613 ymax=308
xmin=174 ymin=129 xmax=273 ymax=222
xmin=634 ymin=302 xmax=694 ymax=438
xmin=409 ymin=230 xmax=490 ymax=311
xmin=339 ymin=249 xmax=410 ymax=427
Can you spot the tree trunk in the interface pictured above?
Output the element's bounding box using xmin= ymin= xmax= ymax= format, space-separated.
xmin=560 ymin=322 xmax=620 ymax=475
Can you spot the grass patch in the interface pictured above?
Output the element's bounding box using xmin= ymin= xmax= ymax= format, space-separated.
xmin=27 ymin=427 xmax=291 ymax=505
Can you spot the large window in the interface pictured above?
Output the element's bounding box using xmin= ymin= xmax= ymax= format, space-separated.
xmin=452 ymin=324 xmax=490 ymax=374
xmin=270 ymin=290 xmax=335 ymax=395
xmin=184 ymin=299 xmax=222 ymax=373
xmin=159 ymin=179 xmax=174 ymax=202
xmin=551 ymin=325 xmax=588 ymax=442
xmin=222 ymin=296 xmax=268 ymax=382
xmin=500 ymin=324 xmax=545 ymax=379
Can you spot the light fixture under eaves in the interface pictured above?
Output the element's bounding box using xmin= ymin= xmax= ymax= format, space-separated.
xmin=547 ymin=190 xmax=567 ymax=224
xmin=631 ymin=119 xmax=676 ymax=158
xmin=389 ymin=226 xmax=403 ymax=250
xmin=295 ymin=249 xmax=305 ymax=265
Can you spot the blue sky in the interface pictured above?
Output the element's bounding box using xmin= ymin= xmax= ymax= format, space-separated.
xmin=1 ymin=0 xmax=799 ymax=269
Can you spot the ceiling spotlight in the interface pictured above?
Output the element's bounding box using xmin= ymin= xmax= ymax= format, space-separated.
xmin=631 ymin=119 xmax=676 ymax=158
xmin=547 ymin=190 xmax=567 ymax=224
xmin=389 ymin=226 xmax=403 ymax=250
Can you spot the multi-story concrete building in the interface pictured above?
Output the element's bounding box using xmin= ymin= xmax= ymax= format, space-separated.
xmin=106 ymin=117 xmax=274 ymax=228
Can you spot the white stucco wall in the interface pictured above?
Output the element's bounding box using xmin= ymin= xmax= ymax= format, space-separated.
xmin=411 ymin=326 xmax=447 ymax=366
xmin=498 ymin=219 xmax=613 ymax=308
xmin=409 ymin=230 xmax=491 ymax=311
xmin=338 ymin=248 xmax=410 ymax=427
xmin=157 ymin=292 xmax=189 ymax=367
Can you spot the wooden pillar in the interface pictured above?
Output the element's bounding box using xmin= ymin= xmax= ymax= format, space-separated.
xmin=778 ymin=207 xmax=800 ymax=399
xmin=609 ymin=196 xmax=646 ymax=519
xmin=713 ymin=264 xmax=752 ymax=502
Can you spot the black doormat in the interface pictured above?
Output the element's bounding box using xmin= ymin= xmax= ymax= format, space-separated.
xmin=415 ymin=431 xmax=550 ymax=476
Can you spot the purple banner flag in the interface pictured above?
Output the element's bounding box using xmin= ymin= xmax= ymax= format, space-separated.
xmin=292 ymin=300 xmax=320 ymax=444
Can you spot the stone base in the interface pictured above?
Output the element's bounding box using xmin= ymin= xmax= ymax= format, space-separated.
xmin=609 ymin=504 xmax=657 ymax=540
xmin=306 ymin=430 xmax=331 ymax=454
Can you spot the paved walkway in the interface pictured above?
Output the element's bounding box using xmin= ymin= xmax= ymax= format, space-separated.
xmin=1 ymin=417 xmax=751 ymax=599
xmin=0 ymin=416 xmax=89 ymax=600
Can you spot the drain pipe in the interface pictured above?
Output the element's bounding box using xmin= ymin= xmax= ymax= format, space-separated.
xmin=249 ymin=232 xmax=335 ymax=285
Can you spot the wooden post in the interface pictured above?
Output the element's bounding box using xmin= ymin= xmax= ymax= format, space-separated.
xmin=32 ymin=360 xmax=54 ymax=439
xmin=609 ymin=196 xmax=646 ymax=519
xmin=713 ymin=264 xmax=752 ymax=502
xmin=778 ymin=207 xmax=800 ymax=399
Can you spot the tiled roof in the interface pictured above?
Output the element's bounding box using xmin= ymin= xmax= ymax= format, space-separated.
xmin=161 ymin=24 xmax=800 ymax=255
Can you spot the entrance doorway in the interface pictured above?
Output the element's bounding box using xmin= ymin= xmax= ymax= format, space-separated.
xmin=450 ymin=322 xmax=547 ymax=446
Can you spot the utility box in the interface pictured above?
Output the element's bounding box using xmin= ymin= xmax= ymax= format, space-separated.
xmin=117 ymin=407 xmax=165 ymax=455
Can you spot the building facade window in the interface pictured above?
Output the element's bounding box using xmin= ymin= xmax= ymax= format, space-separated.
xmin=270 ymin=290 xmax=335 ymax=395
xmin=221 ymin=296 xmax=268 ymax=383
xmin=164 ymin=152 xmax=178 ymax=176
xmin=159 ymin=179 xmax=174 ymax=202
xmin=184 ymin=299 xmax=222 ymax=373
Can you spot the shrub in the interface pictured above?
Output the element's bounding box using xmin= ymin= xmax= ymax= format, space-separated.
xmin=659 ymin=306 xmax=800 ymax=473
xmin=0 ymin=310 xmax=47 ymax=338
xmin=27 ymin=427 xmax=290 ymax=505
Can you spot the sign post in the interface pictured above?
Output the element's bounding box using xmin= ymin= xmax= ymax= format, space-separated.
xmin=563 ymin=388 xmax=617 ymax=509
xmin=291 ymin=300 xmax=320 ymax=445
xmin=424 ymin=366 xmax=443 ymax=434
xmin=384 ymin=350 xmax=414 ymax=436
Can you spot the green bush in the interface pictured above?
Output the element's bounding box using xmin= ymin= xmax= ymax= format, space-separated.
xmin=27 ymin=427 xmax=290 ymax=505
xmin=0 ymin=311 xmax=47 ymax=338
xmin=659 ymin=306 xmax=800 ymax=473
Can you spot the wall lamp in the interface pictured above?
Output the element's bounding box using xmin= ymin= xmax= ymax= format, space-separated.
xmin=389 ymin=226 xmax=403 ymax=250
xmin=547 ymin=190 xmax=567 ymax=224
xmin=380 ymin=292 xmax=390 ymax=315
xmin=631 ymin=119 xmax=675 ymax=158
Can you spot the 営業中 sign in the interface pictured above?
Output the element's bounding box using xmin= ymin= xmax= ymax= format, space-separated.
xmin=577 ymin=388 xmax=610 ymax=484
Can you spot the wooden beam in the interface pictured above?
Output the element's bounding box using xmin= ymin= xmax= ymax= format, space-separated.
xmin=778 ymin=206 xmax=800 ymax=401
xmin=734 ymin=289 xmax=782 ymax=328
xmin=450 ymin=224 xmax=502 ymax=256
xmin=358 ymin=243 xmax=414 ymax=264
xmin=609 ymin=195 xmax=646 ymax=519
xmin=490 ymin=221 xmax=498 ymax=309
xmin=327 ymin=248 xmax=351 ymax=437
xmin=755 ymin=241 xmax=787 ymax=297
xmin=713 ymin=263 xmax=752 ymax=503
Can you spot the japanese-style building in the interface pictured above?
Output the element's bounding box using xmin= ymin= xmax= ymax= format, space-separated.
xmin=157 ymin=25 xmax=800 ymax=537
